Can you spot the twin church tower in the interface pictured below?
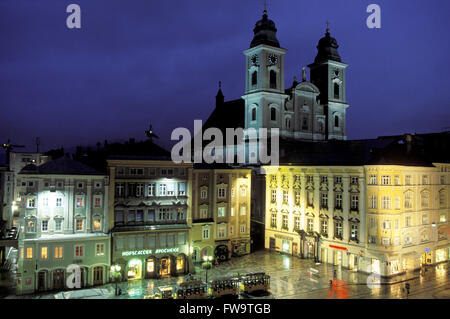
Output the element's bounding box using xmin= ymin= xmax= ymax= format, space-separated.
xmin=241 ymin=10 xmax=349 ymax=143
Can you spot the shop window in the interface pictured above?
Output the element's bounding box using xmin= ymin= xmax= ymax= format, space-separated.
xmin=176 ymin=256 xmax=184 ymax=270
xmin=127 ymin=259 xmax=142 ymax=280
xmin=41 ymin=247 xmax=48 ymax=259
xmin=147 ymin=259 xmax=155 ymax=273
xmin=93 ymin=218 xmax=101 ymax=231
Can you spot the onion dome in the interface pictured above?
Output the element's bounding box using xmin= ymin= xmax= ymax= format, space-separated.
xmin=250 ymin=10 xmax=280 ymax=48
xmin=314 ymin=27 xmax=341 ymax=63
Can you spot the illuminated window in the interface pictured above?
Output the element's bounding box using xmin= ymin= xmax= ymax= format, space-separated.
xmin=76 ymin=196 xmax=84 ymax=208
xmin=295 ymin=191 xmax=301 ymax=206
xmin=282 ymin=215 xmax=288 ymax=230
xmin=369 ymin=195 xmax=377 ymax=209
xmin=200 ymin=188 xmax=208 ymax=199
xmin=271 ymin=190 xmax=277 ymax=203
xmin=283 ymin=190 xmax=288 ymax=203
xmin=76 ymin=219 xmax=83 ymax=231
xmin=93 ymin=218 xmax=101 ymax=231
xmin=148 ymin=183 xmax=155 ymax=196
xmin=307 ymin=218 xmax=314 ymax=232
xmin=294 ymin=217 xmax=301 ymax=231
xmin=422 ymin=214 xmax=429 ymax=225
xmin=271 ymin=214 xmax=277 ymax=228
xmin=240 ymin=224 xmax=246 ymax=233
xmin=241 ymin=187 xmax=246 ymax=197
xmin=41 ymin=247 xmax=48 ymax=259
xmin=382 ymin=220 xmax=392 ymax=230
xmin=369 ymin=175 xmax=377 ymax=185
xmin=217 ymin=225 xmax=226 ymax=238
xmin=54 ymin=246 xmax=63 ymax=259
xmin=94 ymin=196 xmax=102 ymax=208
xmin=440 ymin=212 xmax=447 ymax=223
xmin=350 ymin=224 xmax=359 ymax=241
xmin=147 ymin=259 xmax=155 ymax=273
xmin=240 ymin=206 xmax=246 ymax=216
xmin=159 ymin=184 xmax=167 ymax=196
xmin=74 ymin=245 xmax=84 ymax=257
xmin=200 ymin=208 xmax=208 ymax=219
xmin=217 ymin=206 xmax=226 ymax=218
xmin=421 ymin=192 xmax=430 ymax=208
xmin=439 ymin=191 xmax=446 ymax=208
xmin=381 ymin=237 xmax=391 ymax=246
xmin=321 ymin=219 xmax=328 ymax=235
xmin=20 ymin=248 xmax=23 ymax=259
xmin=381 ymin=175 xmax=391 ymax=185
xmin=335 ymin=194 xmax=342 ymax=209
xmin=404 ymin=191 xmax=413 ymax=209
xmin=27 ymin=198 xmax=36 ymax=208
xmin=178 ymin=183 xmax=186 ymax=196
xmin=26 ymin=219 xmax=36 ymax=233
xmin=381 ymin=196 xmax=392 ymax=209
xmin=56 ymin=197 xmax=62 ymax=207
xmin=369 ymin=218 xmax=377 ymax=229
xmin=26 ymin=247 xmax=33 ymax=259
xmin=422 ymin=175 xmax=429 ymax=185
xmin=334 ymin=221 xmax=343 ymax=238
xmin=176 ymin=256 xmax=184 ymax=270
xmin=95 ymin=243 xmax=104 ymax=256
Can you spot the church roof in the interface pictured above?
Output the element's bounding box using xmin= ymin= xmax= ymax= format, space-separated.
xmin=314 ymin=28 xmax=342 ymax=63
xmin=250 ymin=10 xmax=280 ymax=48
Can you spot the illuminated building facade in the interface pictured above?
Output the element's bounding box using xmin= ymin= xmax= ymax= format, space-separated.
xmin=263 ymin=134 xmax=450 ymax=277
xmin=107 ymin=157 xmax=194 ymax=280
xmin=15 ymin=157 xmax=111 ymax=295
xmin=191 ymin=165 xmax=251 ymax=263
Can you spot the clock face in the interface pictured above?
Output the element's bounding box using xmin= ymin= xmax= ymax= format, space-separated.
xmin=268 ymin=54 xmax=278 ymax=65
xmin=251 ymin=55 xmax=258 ymax=66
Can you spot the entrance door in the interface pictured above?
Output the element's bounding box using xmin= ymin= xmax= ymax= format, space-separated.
xmin=349 ymin=254 xmax=357 ymax=271
xmin=334 ymin=251 xmax=342 ymax=266
xmin=53 ymin=270 xmax=65 ymax=290
xmin=292 ymin=243 xmax=298 ymax=255
xmin=160 ymin=258 xmax=171 ymax=276
xmin=422 ymin=252 xmax=432 ymax=265
xmin=269 ymin=238 xmax=275 ymax=250
xmin=93 ymin=266 xmax=103 ymax=285
xmin=38 ymin=271 xmax=46 ymax=291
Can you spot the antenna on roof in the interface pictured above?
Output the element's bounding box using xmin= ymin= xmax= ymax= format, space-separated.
xmin=145 ymin=124 xmax=159 ymax=143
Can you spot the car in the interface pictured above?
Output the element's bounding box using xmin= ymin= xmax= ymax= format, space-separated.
xmin=54 ymin=288 xmax=114 ymax=299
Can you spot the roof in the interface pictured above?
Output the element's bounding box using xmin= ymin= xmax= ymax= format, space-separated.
xmin=18 ymin=156 xmax=103 ymax=176
xmin=250 ymin=10 xmax=280 ymax=48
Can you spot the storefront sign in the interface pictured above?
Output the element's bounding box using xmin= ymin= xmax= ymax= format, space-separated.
xmin=122 ymin=249 xmax=153 ymax=257
xmin=274 ymin=234 xmax=293 ymax=241
xmin=155 ymin=247 xmax=179 ymax=254
xmin=329 ymin=245 xmax=347 ymax=251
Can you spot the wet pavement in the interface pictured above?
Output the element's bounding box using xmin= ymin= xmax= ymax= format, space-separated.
xmin=1 ymin=250 xmax=449 ymax=299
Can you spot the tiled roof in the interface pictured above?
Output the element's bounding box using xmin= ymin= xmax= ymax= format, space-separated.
xmin=19 ymin=156 xmax=103 ymax=175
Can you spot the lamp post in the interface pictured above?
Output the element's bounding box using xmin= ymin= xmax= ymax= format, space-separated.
xmin=202 ymin=256 xmax=213 ymax=284
xmin=110 ymin=264 xmax=122 ymax=296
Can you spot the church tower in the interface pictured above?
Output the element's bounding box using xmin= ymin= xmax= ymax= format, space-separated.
xmin=243 ymin=10 xmax=288 ymax=134
xmin=308 ymin=27 xmax=349 ymax=140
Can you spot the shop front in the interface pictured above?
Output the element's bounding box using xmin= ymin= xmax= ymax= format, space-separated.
xmin=231 ymin=239 xmax=250 ymax=257
xmin=435 ymin=247 xmax=448 ymax=263
xmin=422 ymin=249 xmax=433 ymax=265
xmin=297 ymin=230 xmax=320 ymax=261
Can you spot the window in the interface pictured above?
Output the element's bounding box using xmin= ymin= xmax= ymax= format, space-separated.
xmin=369 ymin=195 xmax=377 ymax=209
xmin=74 ymin=245 xmax=84 ymax=257
xmin=137 ymin=236 xmax=144 ymax=249
xmin=334 ymin=115 xmax=339 ymax=127
xmin=334 ymin=83 xmax=339 ymax=99
xmin=147 ymin=209 xmax=155 ymax=222
xmin=335 ymin=194 xmax=342 ymax=209
xmin=334 ymin=221 xmax=343 ymax=238
xmin=282 ymin=215 xmax=288 ymax=230
xmin=283 ymin=190 xmax=289 ymax=203
xmin=440 ymin=212 xmax=447 ymax=223
xmin=404 ymin=235 xmax=413 ymax=246
xmin=421 ymin=192 xmax=430 ymax=208
xmin=218 ymin=188 xmax=226 ymax=199
xmin=351 ymin=195 xmax=359 ymax=211
xmin=395 ymin=219 xmax=399 ymax=229
xmin=381 ymin=238 xmax=391 ymax=246
xmin=96 ymin=244 xmax=105 ymax=256
xmin=394 ymin=175 xmax=400 ymax=185
xmin=178 ymin=232 xmax=186 ymax=245
xmin=240 ymin=224 xmax=246 ymax=233
xmin=270 ymin=70 xmax=277 ymax=88
xmin=351 ymin=177 xmax=359 ymax=185
xmin=335 ymin=176 xmax=342 ymax=184
xmin=422 ymin=214 xmax=429 ymax=225
xmin=56 ymin=197 xmax=62 ymax=207
xmin=394 ymin=197 xmax=400 ymax=210
xmin=294 ymin=217 xmax=301 ymax=231
xmin=94 ymin=196 xmax=102 ymax=208
xmin=321 ymin=219 xmax=328 ymax=235
xmin=42 ymin=198 xmax=48 ymax=207
xmin=41 ymin=247 xmax=48 ymax=259
xmin=148 ymin=235 xmax=156 ymax=248
xmin=27 ymin=198 xmax=36 ymax=208
xmin=200 ymin=208 xmax=208 ymax=219
xmin=93 ymin=218 xmax=101 ymax=231
xmin=76 ymin=196 xmax=84 ymax=208
xmin=41 ymin=220 xmax=48 ymax=232
xmin=271 ymin=107 xmax=276 ymax=121
xmin=251 ymin=71 xmax=257 ymax=86
xmin=200 ymin=188 xmax=208 ymax=199
xmin=217 ymin=206 xmax=226 ymax=218
xmin=302 ymin=116 xmax=308 ymax=130
xmin=251 ymin=108 xmax=256 ymax=122
xmin=440 ymin=175 xmax=446 ymax=185
xmin=136 ymin=210 xmax=144 ymax=222
xmin=422 ymin=175 xmax=429 ymax=185
xmin=217 ymin=225 xmax=226 ymax=238
xmin=307 ymin=218 xmax=314 ymax=232
xmin=178 ymin=183 xmax=186 ymax=196
xmin=26 ymin=247 xmax=33 ymax=259
xmin=271 ymin=214 xmax=277 ymax=228
xmin=439 ymin=191 xmax=446 ymax=208
xmin=55 ymin=219 xmax=62 ymax=231
xmin=241 ymin=187 xmax=246 ymax=197
xmin=382 ymin=220 xmax=392 ymax=230
xmin=54 ymin=246 xmax=63 ymax=259
xmin=381 ymin=196 xmax=392 ymax=210
xmin=405 ymin=175 xmax=411 ymax=185
xmin=369 ymin=236 xmax=377 ymax=244
xmin=404 ymin=192 xmax=413 ymax=209
xmin=321 ymin=193 xmax=328 ymax=208
xmin=77 ymin=182 xmax=84 ymax=189
xmin=159 ymin=184 xmax=167 ymax=196
xmin=321 ymin=176 xmax=328 ymax=184
xmin=369 ymin=175 xmax=377 ymax=185
xmin=115 ymin=210 xmax=124 ymax=224
xmin=116 ymin=183 xmax=124 ymax=197
xmin=405 ymin=216 xmax=412 ymax=227
xmin=116 ymin=238 xmax=124 ymax=250
xmin=76 ymin=219 xmax=83 ymax=231
xmin=202 ymin=227 xmax=210 ymax=240
xmin=167 ymin=183 xmax=175 ymax=196
xmin=148 ymin=183 xmax=155 ymax=196
xmin=350 ymin=224 xmax=359 ymax=241
xmin=240 ymin=206 xmax=246 ymax=216
xmin=295 ymin=191 xmax=301 ymax=206
xmin=26 ymin=219 xmax=36 ymax=233
xmin=271 ymin=190 xmax=277 ymax=203
xmin=381 ymin=175 xmax=391 ymax=185
xmin=136 ymin=183 xmax=144 ymax=197
xmin=369 ymin=218 xmax=377 ymax=229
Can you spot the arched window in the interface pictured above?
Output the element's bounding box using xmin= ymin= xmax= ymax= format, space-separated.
xmin=334 ymin=115 xmax=339 ymax=128
xmin=334 ymin=83 xmax=340 ymax=99
xmin=270 ymin=70 xmax=277 ymax=89
xmin=271 ymin=107 xmax=276 ymax=121
xmin=251 ymin=108 xmax=256 ymax=122
xmin=251 ymin=71 xmax=257 ymax=86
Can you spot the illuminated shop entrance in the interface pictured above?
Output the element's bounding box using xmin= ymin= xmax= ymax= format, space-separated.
xmin=160 ymin=257 xmax=171 ymax=276
xmin=127 ymin=259 xmax=142 ymax=280
xmin=436 ymin=249 xmax=446 ymax=263
xmin=422 ymin=251 xmax=433 ymax=265
xmin=349 ymin=254 xmax=357 ymax=271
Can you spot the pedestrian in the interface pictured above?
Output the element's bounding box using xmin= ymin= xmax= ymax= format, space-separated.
xmin=333 ymin=269 xmax=337 ymax=280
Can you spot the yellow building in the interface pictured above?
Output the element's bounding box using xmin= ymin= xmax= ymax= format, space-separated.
xmin=191 ymin=166 xmax=251 ymax=263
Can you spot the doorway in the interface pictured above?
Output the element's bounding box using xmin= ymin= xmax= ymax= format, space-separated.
xmin=269 ymin=237 xmax=275 ymax=250
xmin=38 ymin=271 xmax=46 ymax=291
xmin=292 ymin=243 xmax=298 ymax=255
xmin=334 ymin=251 xmax=342 ymax=266
xmin=93 ymin=266 xmax=103 ymax=285
xmin=52 ymin=269 xmax=65 ymax=290
xmin=349 ymin=254 xmax=358 ymax=271
xmin=160 ymin=257 xmax=171 ymax=276
xmin=422 ymin=252 xmax=432 ymax=265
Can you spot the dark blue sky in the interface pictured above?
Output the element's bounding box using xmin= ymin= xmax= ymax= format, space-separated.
xmin=1 ymin=0 xmax=449 ymax=152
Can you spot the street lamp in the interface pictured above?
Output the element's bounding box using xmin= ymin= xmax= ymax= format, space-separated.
xmin=110 ymin=264 xmax=122 ymax=296
xmin=202 ymin=256 xmax=213 ymax=283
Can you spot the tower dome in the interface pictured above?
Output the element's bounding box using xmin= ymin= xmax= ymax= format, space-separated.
xmin=250 ymin=10 xmax=280 ymax=48
xmin=314 ymin=28 xmax=341 ymax=63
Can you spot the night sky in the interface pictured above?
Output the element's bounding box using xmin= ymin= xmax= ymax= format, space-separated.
xmin=1 ymin=0 xmax=449 ymax=153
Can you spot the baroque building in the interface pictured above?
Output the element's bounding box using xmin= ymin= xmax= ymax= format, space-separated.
xmin=15 ymin=157 xmax=110 ymax=295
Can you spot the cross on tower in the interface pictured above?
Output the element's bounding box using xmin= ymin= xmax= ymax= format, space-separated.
xmin=326 ymin=21 xmax=330 ymax=32
xmin=263 ymin=1 xmax=269 ymax=12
